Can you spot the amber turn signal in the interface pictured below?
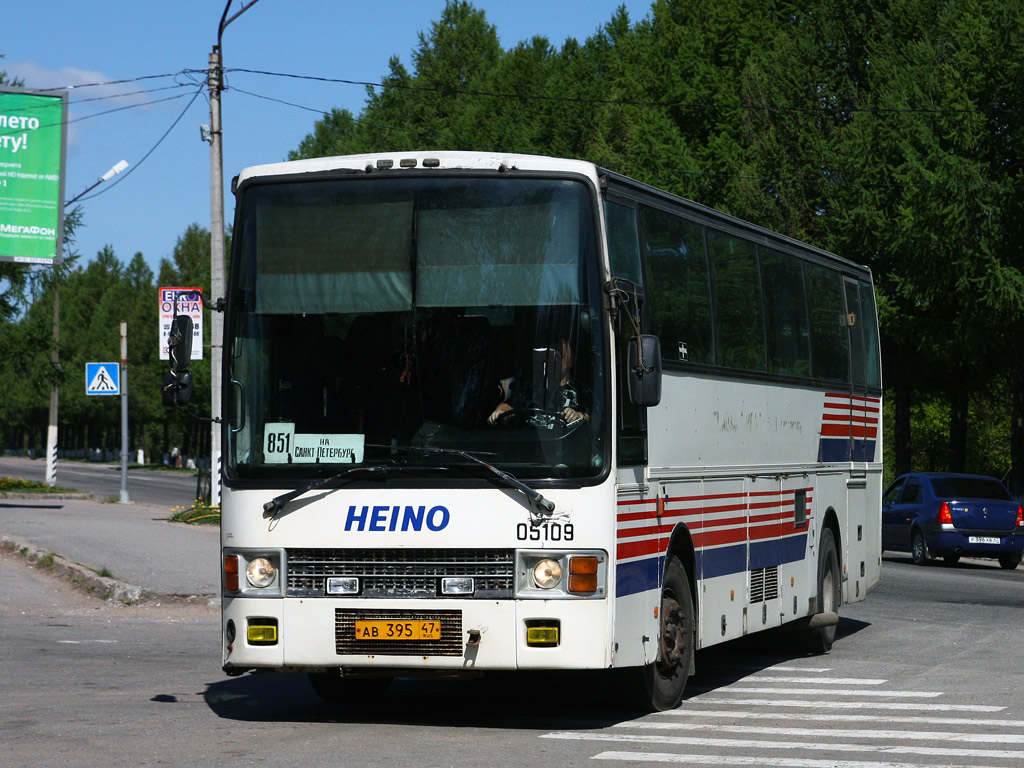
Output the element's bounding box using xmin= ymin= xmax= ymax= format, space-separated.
xmin=568 ymin=556 xmax=599 ymax=593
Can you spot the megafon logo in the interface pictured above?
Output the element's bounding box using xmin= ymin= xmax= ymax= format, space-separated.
xmin=344 ymin=504 xmax=450 ymax=532
xmin=0 ymin=223 xmax=57 ymax=237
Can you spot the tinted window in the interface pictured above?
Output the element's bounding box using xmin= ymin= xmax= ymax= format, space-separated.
xmin=859 ymin=280 xmax=881 ymax=389
xmin=639 ymin=205 xmax=714 ymax=365
xmin=707 ymin=229 xmax=765 ymax=371
xmin=930 ymin=477 xmax=1012 ymax=500
xmin=902 ymin=478 xmax=921 ymax=504
xmin=805 ymin=263 xmax=849 ymax=382
xmin=883 ymin=478 xmax=905 ymax=504
xmin=605 ymin=200 xmax=643 ymax=286
xmin=761 ymin=248 xmax=811 ymax=376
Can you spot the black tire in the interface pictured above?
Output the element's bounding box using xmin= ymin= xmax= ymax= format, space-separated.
xmin=308 ymin=671 xmax=392 ymax=707
xmin=615 ymin=556 xmax=694 ymax=712
xmin=942 ymin=554 xmax=961 ymax=566
xmin=998 ymin=554 xmax=1021 ymax=570
xmin=808 ymin=528 xmax=841 ymax=653
xmin=911 ymin=530 xmax=930 ymax=566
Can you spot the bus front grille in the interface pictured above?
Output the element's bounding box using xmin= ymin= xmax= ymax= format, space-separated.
xmin=335 ymin=609 xmax=464 ymax=656
xmin=286 ymin=548 xmax=515 ymax=598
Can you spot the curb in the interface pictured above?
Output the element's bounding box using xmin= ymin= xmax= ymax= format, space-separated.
xmin=0 ymin=492 xmax=96 ymax=501
xmin=1 ymin=533 xmax=144 ymax=603
xmin=1 ymin=532 xmax=219 ymax=607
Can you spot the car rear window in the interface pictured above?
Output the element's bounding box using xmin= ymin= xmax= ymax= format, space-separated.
xmin=929 ymin=477 xmax=1012 ymax=500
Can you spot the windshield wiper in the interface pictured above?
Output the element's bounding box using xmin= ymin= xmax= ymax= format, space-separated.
xmin=262 ymin=465 xmax=392 ymax=518
xmin=367 ymin=443 xmax=556 ymax=516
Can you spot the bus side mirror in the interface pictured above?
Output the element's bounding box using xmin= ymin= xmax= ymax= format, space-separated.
xmin=628 ymin=334 xmax=662 ymax=407
xmin=168 ymin=315 xmax=194 ymax=369
xmin=162 ymin=315 xmax=194 ymax=407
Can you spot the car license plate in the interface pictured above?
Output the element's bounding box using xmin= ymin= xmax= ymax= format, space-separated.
xmin=968 ymin=536 xmax=1000 ymax=545
xmin=354 ymin=620 xmax=441 ymax=641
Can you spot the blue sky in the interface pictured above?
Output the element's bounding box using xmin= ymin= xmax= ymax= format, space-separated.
xmin=2 ymin=1 xmax=652 ymax=278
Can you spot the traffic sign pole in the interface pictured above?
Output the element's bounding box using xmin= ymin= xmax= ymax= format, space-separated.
xmin=120 ymin=321 xmax=130 ymax=504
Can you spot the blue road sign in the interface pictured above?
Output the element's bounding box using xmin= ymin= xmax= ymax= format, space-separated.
xmin=85 ymin=362 xmax=120 ymax=396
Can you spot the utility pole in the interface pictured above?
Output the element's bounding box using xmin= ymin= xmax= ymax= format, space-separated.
xmin=206 ymin=0 xmax=261 ymax=507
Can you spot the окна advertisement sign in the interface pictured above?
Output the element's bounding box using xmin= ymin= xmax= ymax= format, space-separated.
xmin=0 ymin=87 xmax=68 ymax=264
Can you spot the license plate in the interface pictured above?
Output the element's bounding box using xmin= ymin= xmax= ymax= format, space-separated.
xmin=968 ymin=536 xmax=1000 ymax=545
xmin=354 ymin=620 xmax=441 ymax=641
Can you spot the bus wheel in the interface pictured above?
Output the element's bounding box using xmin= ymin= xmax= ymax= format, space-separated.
xmin=308 ymin=671 xmax=391 ymax=707
xmin=808 ymin=528 xmax=840 ymax=653
xmin=617 ymin=556 xmax=694 ymax=712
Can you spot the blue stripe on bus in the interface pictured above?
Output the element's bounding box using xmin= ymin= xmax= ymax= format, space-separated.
xmin=749 ymin=534 xmax=809 ymax=569
xmin=617 ymin=534 xmax=809 ymax=597
xmin=617 ymin=555 xmax=664 ymax=597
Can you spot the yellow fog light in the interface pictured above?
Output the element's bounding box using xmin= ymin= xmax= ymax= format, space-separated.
xmin=526 ymin=621 xmax=560 ymax=647
xmin=246 ymin=557 xmax=277 ymax=588
xmin=246 ymin=618 xmax=278 ymax=645
xmin=533 ymin=558 xmax=562 ymax=589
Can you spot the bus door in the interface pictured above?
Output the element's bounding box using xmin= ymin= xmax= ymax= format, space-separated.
xmin=697 ymin=477 xmax=747 ymax=643
xmin=843 ymin=277 xmax=882 ymax=597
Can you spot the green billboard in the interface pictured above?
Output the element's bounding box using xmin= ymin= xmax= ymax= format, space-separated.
xmin=0 ymin=88 xmax=67 ymax=264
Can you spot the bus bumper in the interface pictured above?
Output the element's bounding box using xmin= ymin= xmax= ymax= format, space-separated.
xmin=222 ymin=596 xmax=611 ymax=673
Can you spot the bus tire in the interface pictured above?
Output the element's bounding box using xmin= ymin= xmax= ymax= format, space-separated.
xmin=308 ymin=671 xmax=391 ymax=707
xmin=808 ymin=528 xmax=840 ymax=653
xmin=617 ymin=556 xmax=694 ymax=712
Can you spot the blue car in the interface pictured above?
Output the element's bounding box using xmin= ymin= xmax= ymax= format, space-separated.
xmin=882 ymin=473 xmax=1024 ymax=569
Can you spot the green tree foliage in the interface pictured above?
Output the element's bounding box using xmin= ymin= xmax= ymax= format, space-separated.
xmin=284 ymin=0 xmax=1024 ymax=491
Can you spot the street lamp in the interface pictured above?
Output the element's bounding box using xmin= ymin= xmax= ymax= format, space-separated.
xmin=45 ymin=159 xmax=130 ymax=487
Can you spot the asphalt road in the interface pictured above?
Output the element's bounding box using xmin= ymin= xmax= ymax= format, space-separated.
xmin=2 ymin=549 xmax=1022 ymax=768
xmin=0 ymin=455 xmax=198 ymax=508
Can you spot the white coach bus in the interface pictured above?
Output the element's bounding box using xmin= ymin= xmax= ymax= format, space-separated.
xmin=166 ymin=151 xmax=881 ymax=712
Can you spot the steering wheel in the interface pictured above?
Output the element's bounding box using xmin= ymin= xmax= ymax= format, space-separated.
xmin=495 ymin=407 xmax=584 ymax=435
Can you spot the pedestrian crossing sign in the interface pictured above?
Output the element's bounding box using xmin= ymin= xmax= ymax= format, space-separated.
xmin=85 ymin=362 xmax=120 ymax=396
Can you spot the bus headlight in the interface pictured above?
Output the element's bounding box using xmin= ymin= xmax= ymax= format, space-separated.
xmin=246 ymin=557 xmax=278 ymax=588
xmin=533 ymin=559 xmax=563 ymax=589
xmin=516 ymin=550 xmax=607 ymax=598
xmin=224 ymin=549 xmax=285 ymax=597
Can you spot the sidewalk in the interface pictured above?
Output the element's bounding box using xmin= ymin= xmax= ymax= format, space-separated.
xmin=0 ymin=495 xmax=219 ymax=601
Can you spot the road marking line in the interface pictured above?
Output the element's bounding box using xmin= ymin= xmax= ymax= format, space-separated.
xmin=744 ymin=676 xmax=887 ymax=685
xmin=655 ymin=708 xmax=1024 ymax=728
xmin=690 ymin=686 xmax=943 ymax=697
xmin=615 ymin=721 xmax=1024 ymax=743
xmin=687 ymin=697 xmax=1005 ymax=712
xmin=541 ymin=731 xmax=1024 ymax=759
xmin=592 ymin=751 xmax=1010 ymax=768
xmin=769 ymin=666 xmax=833 ymax=673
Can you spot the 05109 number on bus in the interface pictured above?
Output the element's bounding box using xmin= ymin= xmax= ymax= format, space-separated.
xmin=517 ymin=522 xmax=574 ymax=542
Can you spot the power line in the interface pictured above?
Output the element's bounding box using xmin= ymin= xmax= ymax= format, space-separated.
xmin=73 ymin=85 xmax=206 ymax=203
xmin=226 ymin=66 xmax=1018 ymax=117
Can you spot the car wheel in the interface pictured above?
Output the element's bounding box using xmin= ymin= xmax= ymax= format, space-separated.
xmin=614 ymin=556 xmax=694 ymax=712
xmin=942 ymin=554 xmax=960 ymax=566
xmin=807 ymin=528 xmax=841 ymax=653
xmin=308 ymin=671 xmax=391 ymax=707
xmin=911 ymin=530 xmax=930 ymax=566
xmin=998 ymin=554 xmax=1021 ymax=570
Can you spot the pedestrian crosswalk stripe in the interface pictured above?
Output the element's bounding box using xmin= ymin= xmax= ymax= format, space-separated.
xmin=592 ymin=751 xmax=1010 ymax=768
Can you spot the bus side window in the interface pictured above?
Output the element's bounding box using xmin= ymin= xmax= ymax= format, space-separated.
xmin=639 ymin=205 xmax=713 ymax=365
xmin=707 ymin=229 xmax=766 ymax=372
xmin=805 ymin=263 xmax=850 ymax=383
xmin=605 ymin=199 xmax=647 ymax=466
xmin=761 ymin=247 xmax=811 ymax=377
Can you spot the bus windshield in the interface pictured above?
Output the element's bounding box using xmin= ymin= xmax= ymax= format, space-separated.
xmin=226 ymin=175 xmax=606 ymax=482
